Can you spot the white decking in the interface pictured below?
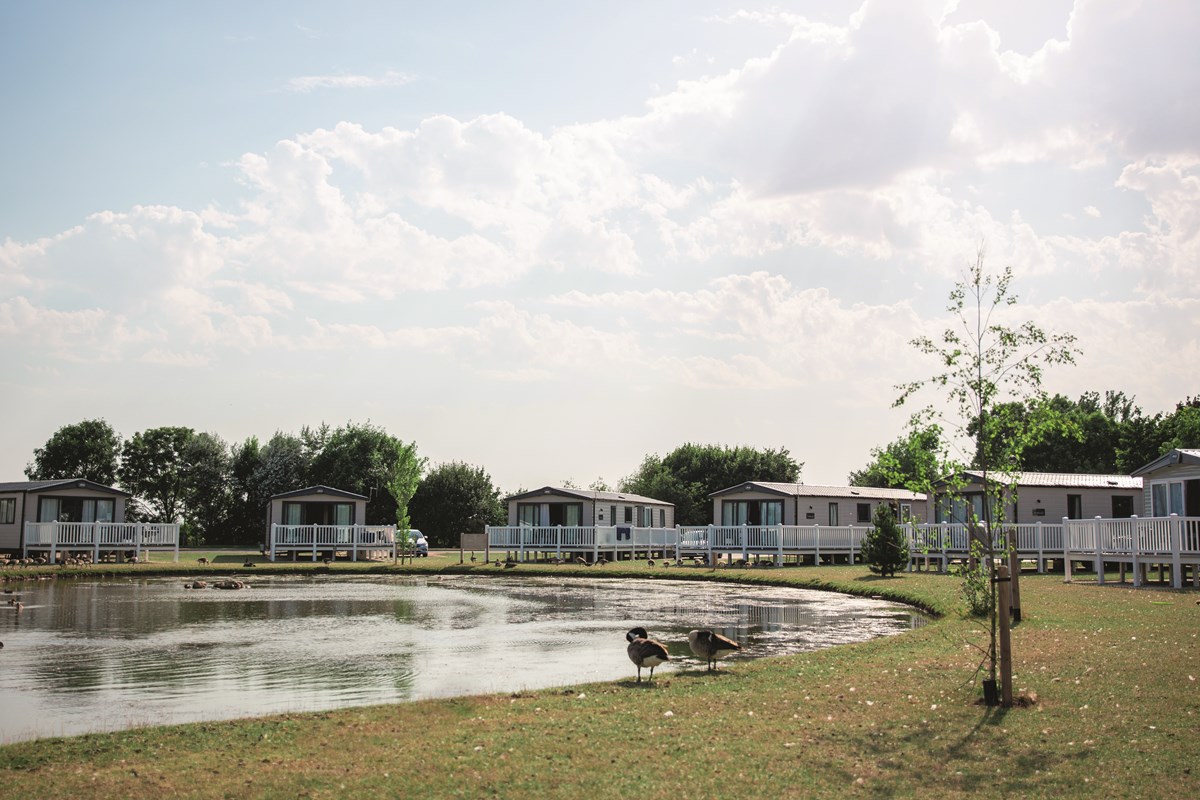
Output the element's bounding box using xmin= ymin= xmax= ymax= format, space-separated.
xmin=23 ymin=521 xmax=181 ymax=562
xmin=1062 ymin=515 xmax=1200 ymax=588
xmin=268 ymin=523 xmax=399 ymax=561
xmin=487 ymin=514 xmax=1200 ymax=587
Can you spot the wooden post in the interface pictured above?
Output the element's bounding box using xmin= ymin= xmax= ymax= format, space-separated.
xmin=1008 ymin=546 xmax=1022 ymax=623
xmin=997 ymin=564 xmax=1013 ymax=708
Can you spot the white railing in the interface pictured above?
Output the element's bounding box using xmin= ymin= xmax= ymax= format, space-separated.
xmin=1061 ymin=514 xmax=1200 ymax=588
xmin=487 ymin=520 xmax=1072 ymax=567
xmin=269 ymin=524 xmax=397 ymax=561
xmin=23 ymin=521 xmax=181 ymax=560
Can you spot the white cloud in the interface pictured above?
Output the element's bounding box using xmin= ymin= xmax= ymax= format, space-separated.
xmin=285 ymin=70 xmax=415 ymax=93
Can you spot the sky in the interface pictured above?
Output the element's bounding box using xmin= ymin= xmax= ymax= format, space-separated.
xmin=2 ymin=0 xmax=1198 ymax=494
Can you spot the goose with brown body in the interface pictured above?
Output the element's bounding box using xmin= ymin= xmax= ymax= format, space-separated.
xmin=625 ymin=627 xmax=669 ymax=683
xmin=688 ymin=629 xmax=740 ymax=671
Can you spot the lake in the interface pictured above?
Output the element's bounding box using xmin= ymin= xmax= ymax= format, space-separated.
xmin=0 ymin=574 xmax=926 ymax=743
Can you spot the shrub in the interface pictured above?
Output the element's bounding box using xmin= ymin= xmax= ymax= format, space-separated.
xmin=861 ymin=504 xmax=910 ymax=577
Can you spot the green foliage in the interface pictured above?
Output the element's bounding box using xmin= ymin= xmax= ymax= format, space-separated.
xmin=1160 ymin=404 xmax=1200 ymax=453
xmin=897 ymin=249 xmax=1079 ymax=691
xmin=620 ymin=443 xmax=802 ymax=526
xmin=310 ymin=422 xmax=413 ymax=525
xmin=119 ymin=427 xmax=196 ymax=523
xmin=387 ymin=440 xmax=424 ymax=558
xmin=180 ymin=432 xmax=232 ymax=546
xmin=26 ymin=419 xmax=122 ymax=485
xmin=859 ymin=504 xmax=909 ymax=577
xmin=409 ymin=462 xmax=505 ymax=547
xmin=225 ymin=436 xmax=266 ymax=545
xmin=955 ymin=540 xmax=994 ymax=618
xmin=848 ymin=422 xmax=944 ymax=490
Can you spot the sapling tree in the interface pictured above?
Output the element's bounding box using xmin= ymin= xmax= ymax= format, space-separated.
xmin=387 ymin=440 xmax=424 ymax=564
xmin=896 ymin=248 xmax=1079 ymax=706
xmin=860 ymin=504 xmax=909 ymax=577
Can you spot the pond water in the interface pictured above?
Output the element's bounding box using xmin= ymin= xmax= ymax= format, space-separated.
xmin=0 ymin=575 xmax=926 ymax=743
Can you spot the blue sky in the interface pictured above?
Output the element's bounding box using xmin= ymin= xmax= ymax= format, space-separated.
xmin=2 ymin=0 xmax=1197 ymax=492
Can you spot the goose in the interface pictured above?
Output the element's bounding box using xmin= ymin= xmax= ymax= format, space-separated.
xmin=626 ymin=627 xmax=669 ymax=683
xmin=688 ymin=629 xmax=740 ymax=671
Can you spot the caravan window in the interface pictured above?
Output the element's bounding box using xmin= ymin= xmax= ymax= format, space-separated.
xmin=517 ymin=503 xmax=540 ymax=526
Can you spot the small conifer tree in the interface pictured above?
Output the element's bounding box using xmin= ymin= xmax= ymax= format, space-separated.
xmin=861 ymin=504 xmax=909 ymax=577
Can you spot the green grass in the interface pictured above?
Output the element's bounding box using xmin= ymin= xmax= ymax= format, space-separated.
xmin=1 ymin=561 xmax=1197 ymax=799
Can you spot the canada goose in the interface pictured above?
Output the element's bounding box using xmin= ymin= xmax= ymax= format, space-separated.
xmin=688 ymin=629 xmax=740 ymax=671
xmin=242 ymin=561 xmax=256 ymax=568
xmin=647 ymin=559 xmax=655 ymax=567
xmin=197 ymin=557 xmax=209 ymax=565
xmin=626 ymin=627 xmax=669 ymax=683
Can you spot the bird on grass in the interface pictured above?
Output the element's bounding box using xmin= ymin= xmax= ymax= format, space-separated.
xmin=626 ymin=627 xmax=669 ymax=684
xmin=503 ymin=561 xmax=517 ymax=569
xmin=688 ymin=629 xmax=740 ymax=671
xmin=242 ymin=561 xmax=256 ymax=568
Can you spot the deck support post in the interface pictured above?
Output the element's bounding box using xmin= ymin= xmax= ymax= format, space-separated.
xmin=1036 ymin=521 xmax=1045 ymax=573
xmin=1063 ymin=516 xmax=1072 ymax=583
xmin=1094 ymin=516 xmax=1105 ymax=584
xmin=1170 ymin=514 xmax=1182 ymax=589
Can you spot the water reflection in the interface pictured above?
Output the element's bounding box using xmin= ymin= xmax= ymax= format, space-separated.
xmin=0 ymin=575 xmax=925 ymax=743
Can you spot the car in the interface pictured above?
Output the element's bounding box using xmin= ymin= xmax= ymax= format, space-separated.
xmin=405 ymin=529 xmax=429 ymax=557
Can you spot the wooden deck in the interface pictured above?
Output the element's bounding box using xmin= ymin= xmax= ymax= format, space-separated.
xmin=23 ymin=521 xmax=180 ymax=562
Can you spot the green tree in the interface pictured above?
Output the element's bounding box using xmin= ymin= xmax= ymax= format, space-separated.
xmin=26 ymin=419 xmax=122 ymax=485
xmin=621 ymin=443 xmax=802 ymax=526
xmin=387 ymin=440 xmax=425 ymax=562
xmin=897 ymin=249 xmax=1079 ymax=706
xmin=848 ymin=422 xmax=945 ymax=490
xmin=227 ymin=436 xmax=267 ymax=545
xmin=309 ymin=422 xmax=409 ymax=525
xmin=409 ymin=462 xmax=506 ymax=548
xmin=181 ymin=431 xmax=232 ymax=546
xmin=119 ymin=427 xmax=195 ymax=523
xmin=1159 ymin=403 xmax=1200 ymax=452
xmin=860 ymin=504 xmax=909 ymax=577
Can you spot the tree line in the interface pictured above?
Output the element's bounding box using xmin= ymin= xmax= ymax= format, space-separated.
xmin=24 ymin=421 xmax=803 ymax=544
xmin=24 ymin=420 xmax=506 ymax=548
xmin=849 ymin=390 xmax=1200 ymax=490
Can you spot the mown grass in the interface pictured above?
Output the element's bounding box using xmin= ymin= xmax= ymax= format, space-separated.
xmin=1 ymin=559 xmax=1197 ymax=799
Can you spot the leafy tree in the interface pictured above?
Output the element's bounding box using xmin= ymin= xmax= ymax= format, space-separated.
xmin=848 ymin=422 xmax=945 ymax=490
xmin=119 ymin=427 xmax=195 ymax=523
xmin=181 ymin=431 xmax=232 ymax=546
xmin=387 ymin=440 xmax=425 ymax=561
xmin=308 ymin=422 xmax=410 ymax=525
xmin=409 ymin=462 xmax=506 ymax=547
xmin=896 ymin=249 xmax=1079 ymax=706
xmin=226 ymin=436 xmax=267 ymax=545
xmin=621 ymin=443 xmax=802 ymax=526
xmin=26 ymin=419 xmax=122 ymax=485
xmin=860 ymin=504 xmax=909 ymax=577
xmin=1159 ymin=404 xmax=1200 ymax=453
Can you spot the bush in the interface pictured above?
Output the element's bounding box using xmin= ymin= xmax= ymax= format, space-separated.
xmin=861 ymin=504 xmax=910 ymax=577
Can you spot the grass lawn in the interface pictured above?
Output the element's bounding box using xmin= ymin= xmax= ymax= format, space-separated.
xmin=0 ymin=560 xmax=1196 ymax=799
